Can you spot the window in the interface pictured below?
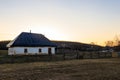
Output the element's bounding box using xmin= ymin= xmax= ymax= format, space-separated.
xmin=24 ymin=49 xmax=28 ymax=53
xmin=39 ymin=49 xmax=41 ymax=53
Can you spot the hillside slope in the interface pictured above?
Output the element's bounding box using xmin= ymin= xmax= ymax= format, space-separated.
xmin=0 ymin=40 xmax=103 ymax=51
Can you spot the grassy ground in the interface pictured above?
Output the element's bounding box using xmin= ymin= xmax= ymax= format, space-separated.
xmin=0 ymin=50 xmax=8 ymax=56
xmin=0 ymin=58 xmax=120 ymax=80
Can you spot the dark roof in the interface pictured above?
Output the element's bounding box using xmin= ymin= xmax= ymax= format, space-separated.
xmin=7 ymin=32 xmax=56 ymax=47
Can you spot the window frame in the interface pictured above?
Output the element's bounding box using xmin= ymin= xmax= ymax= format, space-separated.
xmin=24 ymin=48 xmax=28 ymax=53
xmin=39 ymin=48 xmax=42 ymax=53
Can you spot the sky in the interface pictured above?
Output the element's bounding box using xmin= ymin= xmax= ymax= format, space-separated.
xmin=0 ymin=0 xmax=120 ymax=46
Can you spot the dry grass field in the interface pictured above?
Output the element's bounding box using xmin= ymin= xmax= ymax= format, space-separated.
xmin=0 ymin=58 xmax=120 ymax=80
xmin=0 ymin=50 xmax=8 ymax=56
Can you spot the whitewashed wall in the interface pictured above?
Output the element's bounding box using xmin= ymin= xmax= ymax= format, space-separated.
xmin=8 ymin=47 xmax=55 ymax=55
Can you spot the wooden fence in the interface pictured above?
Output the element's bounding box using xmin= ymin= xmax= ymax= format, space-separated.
xmin=62 ymin=51 xmax=112 ymax=60
xmin=0 ymin=51 xmax=112 ymax=64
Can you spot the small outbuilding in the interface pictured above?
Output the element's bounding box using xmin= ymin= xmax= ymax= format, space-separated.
xmin=7 ymin=32 xmax=56 ymax=55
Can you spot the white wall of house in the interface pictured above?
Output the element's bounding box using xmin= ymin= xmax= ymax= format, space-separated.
xmin=8 ymin=47 xmax=55 ymax=55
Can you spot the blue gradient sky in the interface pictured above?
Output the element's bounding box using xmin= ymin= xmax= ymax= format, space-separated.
xmin=0 ymin=0 xmax=120 ymax=45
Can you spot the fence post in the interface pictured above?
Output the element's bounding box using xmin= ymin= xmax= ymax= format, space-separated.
xmin=76 ymin=51 xmax=79 ymax=59
xmin=49 ymin=53 xmax=52 ymax=61
xmin=90 ymin=52 xmax=92 ymax=59
xmin=83 ymin=52 xmax=85 ymax=59
xmin=105 ymin=52 xmax=107 ymax=58
xmin=63 ymin=52 xmax=65 ymax=60
xmin=11 ymin=55 xmax=14 ymax=63
xmin=110 ymin=52 xmax=112 ymax=57
xmin=98 ymin=52 xmax=100 ymax=58
xmin=78 ymin=51 xmax=84 ymax=59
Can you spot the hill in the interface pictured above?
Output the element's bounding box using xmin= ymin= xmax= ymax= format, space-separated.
xmin=0 ymin=41 xmax=10 ymax=50
xmin=0 ymin=40 xmax=103 ymax=51
xmin=53 ymin=41 xmax=103 ymax=51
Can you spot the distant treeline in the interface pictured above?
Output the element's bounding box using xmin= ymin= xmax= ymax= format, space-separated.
xmin=0 ymin=40 xmax=120 ymax=51
xmin=0 ymin=41 xmax=10 ymax=50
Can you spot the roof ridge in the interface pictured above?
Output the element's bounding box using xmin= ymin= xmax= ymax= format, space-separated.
xmin=22 ymin=32 xmax=44 ymax=36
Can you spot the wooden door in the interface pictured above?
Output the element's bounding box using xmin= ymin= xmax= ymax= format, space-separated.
xmin=48 ymin=48 xmax=52 ymax=55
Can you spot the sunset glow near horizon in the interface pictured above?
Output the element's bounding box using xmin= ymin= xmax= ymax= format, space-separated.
xmin=0 ymin=0 xmax=120 ymax=46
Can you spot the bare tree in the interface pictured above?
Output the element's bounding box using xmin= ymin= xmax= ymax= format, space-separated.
xmin=105 ymin=41 xmax=114 ymax=47
xmin=114 ymin=35 xmax=120 ymax=46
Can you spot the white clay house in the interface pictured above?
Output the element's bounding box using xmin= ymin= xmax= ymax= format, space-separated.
xmin=7 ymin=32 xmax=56 ymax=55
